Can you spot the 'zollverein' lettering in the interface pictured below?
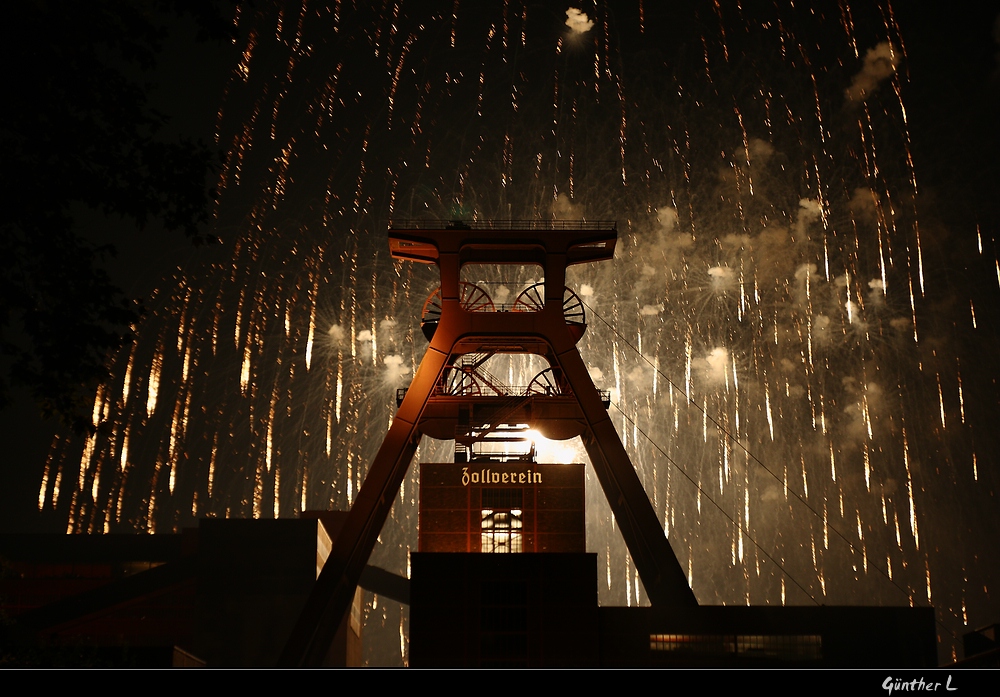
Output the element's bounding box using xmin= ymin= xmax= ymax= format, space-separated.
xmin=461 ymin=467 xmax=541 ymax=487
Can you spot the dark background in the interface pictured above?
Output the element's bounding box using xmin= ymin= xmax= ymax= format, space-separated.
xmin=0 ymin=6 xmax=997 ymax=664
xmin=0 ymin=3 xmax=239 ymax=532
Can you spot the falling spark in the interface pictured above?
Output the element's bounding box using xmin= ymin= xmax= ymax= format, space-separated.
xmin=38 ymin=1 xmax=999 ymax=666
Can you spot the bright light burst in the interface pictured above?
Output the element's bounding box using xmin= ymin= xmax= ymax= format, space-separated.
xmin=39 ymin=2 xmax=999 ymax=665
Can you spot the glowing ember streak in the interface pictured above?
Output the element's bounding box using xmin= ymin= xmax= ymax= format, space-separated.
xmin=146 ymin=352 xmax=162 ymax=417
xmin=36 ymin=1 xmax=999 ymax=664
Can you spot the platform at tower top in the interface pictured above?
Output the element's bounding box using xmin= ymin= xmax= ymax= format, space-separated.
xmin=387 ymin=219 xmax=618 ymax=265
xmin=388 ymin=219 xmax=617 ymax=231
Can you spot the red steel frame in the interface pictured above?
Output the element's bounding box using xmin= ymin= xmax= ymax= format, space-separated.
xmin=280 ymin=221 xmax=696 ymax=666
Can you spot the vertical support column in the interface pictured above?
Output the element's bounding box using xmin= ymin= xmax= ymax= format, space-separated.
xmin=544 ymin=253 xmax=567 ymax=306
xmin=439 ymin=250 xmax=460 ymax=300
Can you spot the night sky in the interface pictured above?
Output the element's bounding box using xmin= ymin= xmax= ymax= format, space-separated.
xmin=2 ymin=1 xmax=999 ymax=666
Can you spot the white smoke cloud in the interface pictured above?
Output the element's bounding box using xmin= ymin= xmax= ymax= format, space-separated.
xmin=721 ymin=233 xmax=750 ymax=250
xmin=552 ymin=192 xmax=584 ymax=219
xmin=357 ymin=329 xmax=373 ymax=342
xmin=799 ymin=198 xmax=823 ymax=221
xmin=707 ymin=266 xmax=735 ymax=293
xmin=637 ymin=205 xmax=694 ymax=278
xmin=795 ymin=263 xmax=819 ymax=283
xmin=761 ymin=483 xmax=783 ymax=502
xmin=627 ymin=364 xmax=651 ymax=386
xmin=494 ymin=285 xmax=511 ymax=304
xmin=813 ymin=314 xmax=832 ymax=346
xmin=754 ymin=225 xmax=791 ymax=258
xmin=656 ymin=206 xmax=678 ymax=233
xmin=845 ymin=42 xmax=898 ymax=102
xmin=867 ymin=278 xmax=886 ymax=306
xmin=655 ymin=207 xmax=692 ymax=253
xmin=579 ymin=284 xmax=594 ymax=297
xmin=865 ymin=381 xmax=885 ymax=410
xmin=379 ymin=318 xmax=397 ymax=332
xmin=661 ymin=232 xmax=694 ymax=263
xmin=848 ymin=187 xmax=879 ymax=223
xmin=640 ymin=303 xmax=664 ymax=316
xmin=738 ymin=137 xmax=775 ymax=166
xmin=565 ymin=8 xmax=594 ymax=34
xmin=327 ymin=323 xmax=347 ymax=346
xmin=794 ymin=198 xmax=823 ymax=238
xmin=383 ymin=354 xmax=410 ymax=384
xmin=749 ymin=137 xmax=774 ymax=161
xmin=694 ymin=347 xmax=731 ymax=386
xmin=588 ymin=365 xmax=604 ymax=382
xmin=842 ymin=379 xmax=883 ymax=441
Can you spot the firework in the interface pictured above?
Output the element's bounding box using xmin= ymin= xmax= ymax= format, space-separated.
xmin=39 ymin=2 xmax=1000 ymax=665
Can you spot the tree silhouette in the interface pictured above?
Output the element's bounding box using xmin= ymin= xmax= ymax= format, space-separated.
xmin=0 ymin=1 xmax=232 ymax=430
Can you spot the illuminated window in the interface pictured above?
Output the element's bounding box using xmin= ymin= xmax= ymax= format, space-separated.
xmin=481 ymin=488 xmax=523 ymax=553
xmin=649 ymin=634 xmax=822 ymax=661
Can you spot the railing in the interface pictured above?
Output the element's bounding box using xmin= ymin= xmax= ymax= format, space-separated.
xmin=396 ymin=386 xmax=611 ymax=405
xmin=442 ymin=383 xmax=542 ymax=398
xmin=388 ymin=219 xmax=617 ymax=231
xmin=425 ymin=302 xmax=580 ymax=314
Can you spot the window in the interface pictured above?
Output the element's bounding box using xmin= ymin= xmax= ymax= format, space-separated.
xmin=649 ymin=634 xmax=822 ymax=661
xmin=481 ymin=488 xmax=524 ymax=553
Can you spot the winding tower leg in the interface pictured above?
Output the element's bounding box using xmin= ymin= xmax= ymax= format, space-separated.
xmin=278 ymin=348 xmax=449 ymax=666
xmin=555 ymin=347 xmax=697 ymax=607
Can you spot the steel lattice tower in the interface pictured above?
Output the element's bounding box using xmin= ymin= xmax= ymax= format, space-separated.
xmin=281 ymin=220 xmax=696 ymax=666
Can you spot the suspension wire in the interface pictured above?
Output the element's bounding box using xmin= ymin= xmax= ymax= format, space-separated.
xmin=583 ymin=300 xmax=941 ymax=622
xmin=608 ymin=401 xmax=820 ymax=606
